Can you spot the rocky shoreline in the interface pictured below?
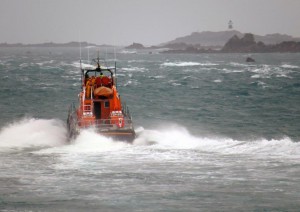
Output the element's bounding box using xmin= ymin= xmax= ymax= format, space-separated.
xmin=125 ymin=33 xmax=300 ymax=54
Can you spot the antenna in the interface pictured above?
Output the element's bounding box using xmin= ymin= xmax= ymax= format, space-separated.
xmin=87 ymin=44 xmax=90 ymax=63
xmin=113 ymin=34 xmax=117 ymax=63
xmin=115 ymin=60 xmax=117 ymax=88
xmin=114 ymin=45 xmax=116 ymax=63
xmin=79 ymin=31 xmax=82 ymax=69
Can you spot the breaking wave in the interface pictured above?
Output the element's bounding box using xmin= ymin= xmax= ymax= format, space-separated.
xmin=121 ymin=67 xmax=146 ymax=72
xmin=134 ymin=126 xmax=300 ymax=159
xmin=2 ymin=119 xmax=299 ymax=160
xmin=161 ymin=62 xmax=217 ymax=67
xmin=36 ymin=129 xmax=129 ymax=154
xmin=0 ymin=118 xmax=67 ymax=151
xmin=281 ymin=64 xmax=299 ymax=69
xmin=249 ymin=65 xmax=292 ymax=79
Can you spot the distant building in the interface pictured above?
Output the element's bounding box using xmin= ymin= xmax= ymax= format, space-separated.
xmin=228 ymin=20 xmax=233 ymax=30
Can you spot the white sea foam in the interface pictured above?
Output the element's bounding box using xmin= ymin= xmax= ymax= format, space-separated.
xmin=3 ymin=119 xmax=299 ymax=160
xmin=213 ymin=79 xmax=222 ymax=83
xmin=19 ymin=63 xmax=29 ymax=68
xmin=281 ymin=64 xmax=299 ymax=69
xmin=250 ymin=65 xmax=293 ymax=79
xmin=37 ymin=129 xmax=129 ymax=154
xmin=0 ymin=118 xmax=67 ymax=151
xmin=168 ymin=80 xmax=181 ymax=86
xmin=72 ymin=62 xmax=95 ymax=69
xmin=120 ymin=50 xmax=137 ymax=54
xmin=149 ymin=75 xmax=166 ymax=79
xmin=133 ymin=127 xmax=300 ymax=159
xmin=123 ymin=79 xmax=140 ymax=87
xmin=121 ymin=67 xmax=146 ymax=72
xmin=36 ymin=60 xmax=54 ymax=66
xmin=221 ymin=68 xmax=245 ymax=73
xmin=162 ymin=62 xmax=217 ymax=67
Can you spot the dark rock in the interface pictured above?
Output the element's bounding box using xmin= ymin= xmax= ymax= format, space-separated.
xmin=246 ymin=57 xmax=255 ymax=62
xmin=222 ymin=33 xmax=300 ymax=53
xmin=162 ymin=30 xmax=300 ymax=46
xmin=222 ymin=33 xmax=259 ymax=52
xmin=125 ymin=42 xmax=145 ymax=49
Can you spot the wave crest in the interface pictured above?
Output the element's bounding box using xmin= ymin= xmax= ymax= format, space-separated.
xmin=134 ymin=127 xmax=300 ymax=159
xmin=0 ymin=118 xmax=67 ymax=150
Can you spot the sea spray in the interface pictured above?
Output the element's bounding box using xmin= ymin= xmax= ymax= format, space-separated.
xmin=0 ymin=118 xmax=67 ymax=150
xmin=133 ymin=126 xmax=300 ymax=159
xmin=36 ymin=129 xmax=130 ymax=154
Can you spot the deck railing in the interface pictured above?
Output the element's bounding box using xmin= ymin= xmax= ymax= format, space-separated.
xmin=78 ymin=118 xmax=133 ymax=130
xmin=67 ymin=102 xmax=134 ymax=132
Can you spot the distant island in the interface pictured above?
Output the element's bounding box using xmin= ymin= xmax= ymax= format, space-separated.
xmin=160 ymin=33 xmax=300 ymax=53
xmin=125 ymin=30 xmax=300 ymax=53
xmin=0 ymin=41 xmax=112 ymax=48
xmin=3 ymin=30 xmax=300 ymax=53
xmin=162 ymin=30 xmax=300 ymax=46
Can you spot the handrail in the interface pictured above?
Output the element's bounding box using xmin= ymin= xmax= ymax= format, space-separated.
xmin=78 ymin=118 xmax=133 ymax=130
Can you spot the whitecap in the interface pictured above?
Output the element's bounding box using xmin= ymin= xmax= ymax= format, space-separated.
xmin=222 ymin=69 xmax=245 ymax=73
xmin=0 ymin=118 xmax=67 ymax=151
xmin=149 ymin=75 xmax=165 ymax=79
xmin=72 ymin=62 xmax=95 ymax=69
xmin=162 ymin=62 xmax=217 ymax=67
xmin=36 ymin=129 xmax=129 ymax=155
xmin=281 ymin=64 xmax=299 ymax=69
xmin=120 ymin=50 xmax=137 ymax=54
xmin=133 ymin=126 xmax=300 ymax=159
xmin=230 ymin=62 xmax=250 ymax=67
xmin=121 ymin=67 xmax=146 ymax=72
xmin=213 ymin=79 xmax=222 ymax=83
xmin=123 ymin=79 xmax=140 ymax=87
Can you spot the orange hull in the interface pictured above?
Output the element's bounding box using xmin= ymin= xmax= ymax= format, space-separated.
xmin=67 ymin=58 xmax=135 ymax=142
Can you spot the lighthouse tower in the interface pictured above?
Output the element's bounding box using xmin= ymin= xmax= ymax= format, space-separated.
xmin=228 ymin=20 xmax=233 ymax=30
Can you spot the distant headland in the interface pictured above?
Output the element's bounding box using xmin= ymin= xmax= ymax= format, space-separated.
xmin=2 ymin=30 xmax=300 ymax=53
xmin=0 ymin=41 xmax=112 ymax=48
xmin=125 ymin=30 xmax=300 ymax=53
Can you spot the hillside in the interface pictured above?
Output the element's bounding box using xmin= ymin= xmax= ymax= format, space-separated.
xmin=164 ymin=30 xmax=300 ymax=46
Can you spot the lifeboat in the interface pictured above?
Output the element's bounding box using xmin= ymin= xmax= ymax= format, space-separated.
xmin=67 ymin=58 xmax=135 ymax=142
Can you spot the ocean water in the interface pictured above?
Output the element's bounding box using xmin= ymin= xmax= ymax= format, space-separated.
xmin=0 ymin=47 xmax=300 ymax=211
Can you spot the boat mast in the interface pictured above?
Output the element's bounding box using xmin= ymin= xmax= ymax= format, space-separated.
xmin=115 ymin=61 xmax=117 ymax=88
xmin=79 ymin=33 xmax=83 ymax=88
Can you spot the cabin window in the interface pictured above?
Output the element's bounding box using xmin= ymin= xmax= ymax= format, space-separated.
xmin=104 ymin=101 xmax=110 ymax=108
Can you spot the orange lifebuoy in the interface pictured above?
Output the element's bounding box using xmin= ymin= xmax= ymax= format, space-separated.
xmin=118 ymin=117 xmax=125 ymax=128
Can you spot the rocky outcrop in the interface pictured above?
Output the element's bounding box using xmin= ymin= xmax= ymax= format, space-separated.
xmin=222 ymin=33 xmax=260 ymax=52
xmin=125 ymin=42 xmax=145 ymax=49
xmin=222 ymin=33 xmax=300 ymax=53
xmin=162 ymin=30 xmax=300 ymax=47
xmin=165 ymin=30 xmax=244 ymax=46
xmin=268 ymin=41 xmax=300 ymax=52
xmin=246 ymin=57 xmax=255 ymax=62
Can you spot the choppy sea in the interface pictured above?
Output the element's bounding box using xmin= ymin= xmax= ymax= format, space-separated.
xmin=0 ymin=47 xmax=300 ymax=211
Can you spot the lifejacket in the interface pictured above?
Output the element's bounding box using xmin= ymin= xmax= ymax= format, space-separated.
xmin=85 ymin=80 xmax=91 ymax=98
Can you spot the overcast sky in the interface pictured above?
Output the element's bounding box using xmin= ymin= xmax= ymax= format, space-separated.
xmin=1 ymin=0 xmax=300 ymax=45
